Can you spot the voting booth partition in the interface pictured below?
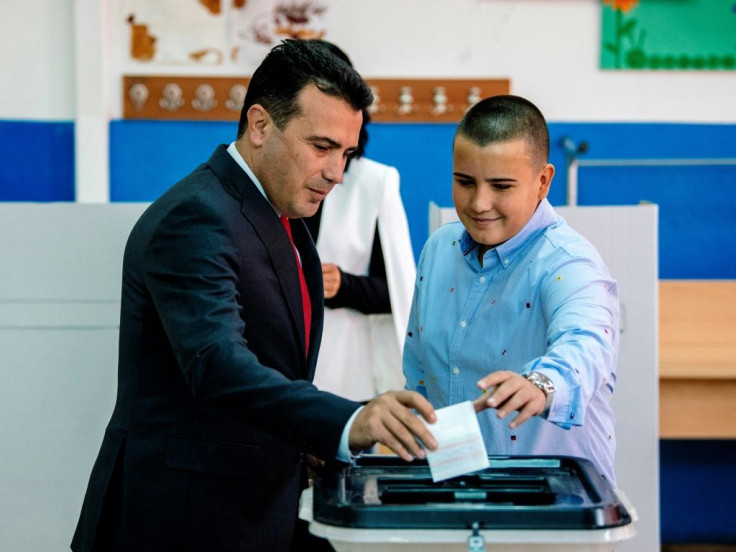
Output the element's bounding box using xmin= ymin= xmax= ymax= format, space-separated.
xmin=0 ymin=204 xmax=149 ymax=552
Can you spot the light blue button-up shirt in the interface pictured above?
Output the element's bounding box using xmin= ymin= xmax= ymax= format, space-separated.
xmin=403 ymin=199 xmax=619 ymax=482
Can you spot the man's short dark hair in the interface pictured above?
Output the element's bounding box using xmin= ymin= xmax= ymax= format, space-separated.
xmin=456 ymin=95 xmax=550 ymax=170
xmin=309 ymin=39 xmax=370 ymax=161
xmin=237 ymin=39 xmax=373 ymax=139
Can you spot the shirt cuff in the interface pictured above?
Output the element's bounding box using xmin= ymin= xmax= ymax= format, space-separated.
xmin=536 ymin=368 xmax=578 ymax=428
xmin=336 ymin=405 xmax=365 ymax=463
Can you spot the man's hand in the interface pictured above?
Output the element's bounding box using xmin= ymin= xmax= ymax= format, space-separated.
xmin=349 ymin=390 xmax=437 ymax=462
xmin=322 ymin=263 xmax=341 ymax=299
xmin=472 ymin=371 xmax=546 ymax=429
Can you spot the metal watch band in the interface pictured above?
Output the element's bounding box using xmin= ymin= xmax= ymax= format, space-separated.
xmin=522 ymin=371 xmax=555 ymax=413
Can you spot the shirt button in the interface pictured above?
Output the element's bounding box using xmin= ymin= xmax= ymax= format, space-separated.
xmin=452 ymin=367 xmax=460 ymax=375
xmin=460 ymin=320 xmax=467 ymax=328
xmin=479 ymin=276 xmax=486 ymax=283
xmin=503 ymin=259 xmax=510 ymax=265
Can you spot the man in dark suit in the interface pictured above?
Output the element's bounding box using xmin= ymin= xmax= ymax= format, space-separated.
xmin=71 ymin=39 xmax=437 ymax=552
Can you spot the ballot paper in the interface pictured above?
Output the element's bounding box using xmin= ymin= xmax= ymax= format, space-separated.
xmin=421 ymin=401 xmax=490 ymax=482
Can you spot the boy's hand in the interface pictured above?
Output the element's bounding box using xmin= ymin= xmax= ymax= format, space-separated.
xmin=473 ymin=371 xmax=546 ymax=428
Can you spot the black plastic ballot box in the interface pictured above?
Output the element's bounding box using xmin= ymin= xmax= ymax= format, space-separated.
xmin=299 ymin=455 xmax=637 ymax=552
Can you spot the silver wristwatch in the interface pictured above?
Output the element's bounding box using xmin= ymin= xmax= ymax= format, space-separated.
xmin=522 ymin=371 xmax=555 ymax=413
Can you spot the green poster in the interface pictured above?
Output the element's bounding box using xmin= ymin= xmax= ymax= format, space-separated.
xmin=601 ymin=0 xmax=736 ymax=70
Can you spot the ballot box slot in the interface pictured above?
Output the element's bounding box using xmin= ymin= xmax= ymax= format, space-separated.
xmin=378 ymin=475 xmax=555 ymax=505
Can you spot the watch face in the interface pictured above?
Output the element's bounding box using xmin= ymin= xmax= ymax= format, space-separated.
xmin=524 ymin=372 xmax=555 ymax=413
xmin=526 ymin=372 xmax=554 ymax=394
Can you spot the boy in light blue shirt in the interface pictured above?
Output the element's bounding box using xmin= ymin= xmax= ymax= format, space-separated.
xmin=403 ymin=95 xmax=619 ymax=482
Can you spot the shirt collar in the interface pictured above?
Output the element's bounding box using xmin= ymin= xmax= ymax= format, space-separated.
xmin=226 ymin=141 xmax=280 ymax=216
xmin=459 ymin=198 xmax=558 ymax=268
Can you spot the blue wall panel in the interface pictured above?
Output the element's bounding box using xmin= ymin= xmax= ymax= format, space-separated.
xmin=578 ymin=164 xmax=736 ymax=278
xmin=109 ymin=120 xmax=235 ymax=202
xmin=0 ymin=121 xmax=74 ymax=201
xmin=660 ymin=440 xmax=736 ymax=543
xmin=552 ymin=122 xmax=736 ymax=279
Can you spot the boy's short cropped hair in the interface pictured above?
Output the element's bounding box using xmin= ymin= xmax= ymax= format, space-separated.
xmin=456 ymin=95 xmax=550 ymax=170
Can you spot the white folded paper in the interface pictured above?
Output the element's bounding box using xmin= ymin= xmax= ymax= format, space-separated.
xmin=420 ymin=401 xmax=490 ymax=482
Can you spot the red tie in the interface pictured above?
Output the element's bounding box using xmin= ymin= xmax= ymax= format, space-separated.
xmin=280 ymin=215 xmax=311 ymax=355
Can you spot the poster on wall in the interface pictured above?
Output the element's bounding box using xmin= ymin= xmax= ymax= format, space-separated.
xmin=119 ymin=0 xmax=329 ymax=73
xmin=229 ymin=0 xmax=328 ymax=71
xmin=601 ymin=0 xmax=736 ymax=70
xmin=121 ymin=0 xmax=228 ymax=65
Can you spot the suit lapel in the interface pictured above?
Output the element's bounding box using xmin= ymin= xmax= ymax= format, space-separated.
xmin=207 ymin=146 xmax=311 ymax=370
xmin=290 ymin=218 xmax=324 ymax=379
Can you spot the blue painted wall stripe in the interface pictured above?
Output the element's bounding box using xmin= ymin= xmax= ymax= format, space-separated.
xmin=0 ymin=121 xmax=75 ymax=201
xmin=109 ymin=120 xmax=234 ymax=202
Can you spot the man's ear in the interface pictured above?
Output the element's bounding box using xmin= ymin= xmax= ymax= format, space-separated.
xmin=245 ymin=104 xmax=270 ymax=147
xmin=537 ymin=163 xmax=555 ymax=200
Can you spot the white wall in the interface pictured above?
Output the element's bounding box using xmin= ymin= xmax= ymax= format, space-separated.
xmin=0 ymin=204 xmax=149 ymax=552
xmin=2 ymin=0 xmax=735 ymax=123
xmin=0 ymin=0 xmax=75 ymax=120
xmin=328 ymin=0 xmax=736 ymax=123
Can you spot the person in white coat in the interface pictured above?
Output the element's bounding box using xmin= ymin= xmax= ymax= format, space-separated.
xmin=304 ymin=41 xmax=416 ymax=403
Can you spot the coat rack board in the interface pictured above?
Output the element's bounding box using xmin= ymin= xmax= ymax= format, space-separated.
xmin=122 ymin=76 xmax=510 ymax=123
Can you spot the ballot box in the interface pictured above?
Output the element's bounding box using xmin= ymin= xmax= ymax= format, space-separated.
xmin=299 ymin=455 xmax=637 ymax=552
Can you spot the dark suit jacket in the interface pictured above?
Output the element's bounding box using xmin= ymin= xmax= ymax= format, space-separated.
xmin=72 ymin=145 xmax=361 ymax=552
